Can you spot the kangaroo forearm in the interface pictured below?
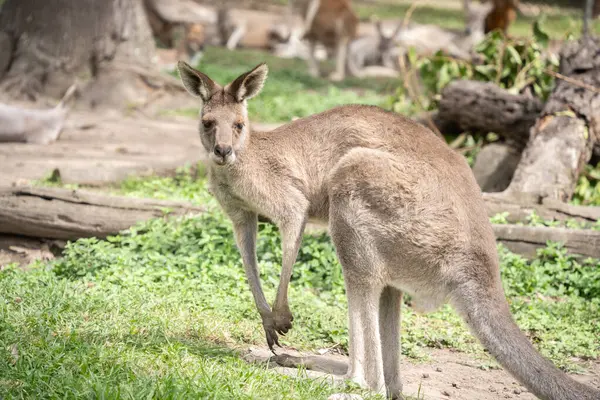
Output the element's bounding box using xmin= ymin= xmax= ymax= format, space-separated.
xmin=232 ymin=212 xmax=271 ymax=315
xmin=274 ymin=218 xmax=307 ymax=308
xmin=241 ymin=250 xmax=270 ymax=314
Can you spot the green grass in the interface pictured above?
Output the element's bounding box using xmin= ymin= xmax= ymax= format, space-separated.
xmin=237 ymin=0 xmax=600 ymax=39
xmin=5 ymin=171 xmax=599 ymax=399
xmin=353 ymin=2 xmax=600 ymax=39
xmin=164 ymin=46 xmax=400 ymax=123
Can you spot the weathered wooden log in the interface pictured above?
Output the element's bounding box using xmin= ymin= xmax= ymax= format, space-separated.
xmin=0 ymin=186 xmax=204 ymax=240
xmin=435 ymin=80 xmax=544 ymax=150
xmin=1 ymin=186 xmax=598 ymax=259
xmin=505 ymin=37 xmax=600 ymax=201
xmin=483 ymin=193 xmax=600 ymax=224
xmin=492 ymin=224 xmax=600 ymax=259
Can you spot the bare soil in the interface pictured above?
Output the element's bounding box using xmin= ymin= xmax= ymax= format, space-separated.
xmin=246 ymin=346 xmax=600 ymax=400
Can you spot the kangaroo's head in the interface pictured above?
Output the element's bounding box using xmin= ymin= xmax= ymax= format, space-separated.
xmin=177 ymin=61 xmax=268 ymax=166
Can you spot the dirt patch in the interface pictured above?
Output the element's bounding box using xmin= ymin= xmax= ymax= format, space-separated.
xmin=245 ymin=346 xmax=600 ymax=400
xmin=0 ymin=235 xmax=59 ymax=268
xmin=0 ymin=103 xmax=204 ymax=186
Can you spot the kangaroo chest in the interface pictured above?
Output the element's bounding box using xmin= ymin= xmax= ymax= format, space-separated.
xmin=208 ymin=168 xmax=277 ymax=220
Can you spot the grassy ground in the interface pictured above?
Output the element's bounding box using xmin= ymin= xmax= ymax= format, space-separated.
xmin=163 ymin=46 xmax=400 ymax=123
xmin=2 ymin=169 xmax=599 ymax=399
xmin=353 ymin=2 xmax=600 ymax=39
xmin=250 ymin=0 xmax=600 ymax=38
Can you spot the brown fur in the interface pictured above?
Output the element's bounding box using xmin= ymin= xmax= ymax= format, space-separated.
xmin=143 ymin=0 xmax=205 ymax=61
xmin=292 ymin=0 xmax=359 ymax=80
xmin=177 ymin=61 xmax=600 ymax=400
xmin=484 ymin=0 xmax=518 ymax=35
xmin=218 ymin=8 xmax=302 ymax=50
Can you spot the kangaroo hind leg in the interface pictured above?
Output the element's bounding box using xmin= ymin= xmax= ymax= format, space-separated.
xmin=328 ymin=210 xmax=387 ymax=395
xmin=380 ymin=286 xmax=403 ymax=399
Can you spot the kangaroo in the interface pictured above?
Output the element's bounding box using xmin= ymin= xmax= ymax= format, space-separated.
xmin=176 ymin=61 xmax=600 ymax=400
xmin=346 ymin=19 xmax=404 ymax=78
xmin=144 ymin=0 xmax=206 ymax=63
xmin=290 ymin=0 xmax=359 ymax=81
xmin=484 ymin=0 xmax=519 ymax=35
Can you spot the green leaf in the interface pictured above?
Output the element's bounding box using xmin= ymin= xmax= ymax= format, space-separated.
xmin=533 ymin=15 xmax=550 ymax=48
xmin=506 ymin=46 xmax=522 ymax=66
xmin=437 ymin=63 xmax=451 ymax=91
xmin=474 ymin=64 xmax=496 ymax=79
xmin=407 ymin=46 xmax=418 ymax=66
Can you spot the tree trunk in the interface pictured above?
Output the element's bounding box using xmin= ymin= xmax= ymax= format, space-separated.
xmin=0 ymin=0 xmax=157 ymax=109
xmin=504 ymin=37 xmax=600 ymax=202
xmin=0 ymin=186 xmax=204 ymax=240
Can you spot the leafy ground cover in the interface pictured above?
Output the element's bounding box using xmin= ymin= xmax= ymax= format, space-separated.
xmin=5 ymin=170 xmax=599 ymax=399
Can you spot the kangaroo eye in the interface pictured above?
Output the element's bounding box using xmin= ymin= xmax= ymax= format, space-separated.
xmin=202 ymin=120 xmax=214 ymax=130
xmin=234 ymin=122 xmax=244 ymax=130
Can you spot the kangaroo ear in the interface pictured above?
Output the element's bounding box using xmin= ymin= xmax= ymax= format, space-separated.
xmin=177 ymin=61 xmax=218 ymax=102
xmin=226 ymin=63 xmax=269 ymax=102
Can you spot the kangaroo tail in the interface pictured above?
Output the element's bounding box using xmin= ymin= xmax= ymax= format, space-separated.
xmin=452 ymin=282 xmax=600 ymax=400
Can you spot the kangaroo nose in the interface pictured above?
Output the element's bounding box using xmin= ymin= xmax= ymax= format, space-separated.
xmin=214 ymin=144 xmax=232 ymax=158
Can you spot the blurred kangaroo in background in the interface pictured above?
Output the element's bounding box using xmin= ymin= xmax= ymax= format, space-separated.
xmin=484 ymin=0 xmax=520 ymax=35
xmin=290 ymin=0 xmax=359 ymax=80
xmin=177 ymin=61 xmax=600 ymax=400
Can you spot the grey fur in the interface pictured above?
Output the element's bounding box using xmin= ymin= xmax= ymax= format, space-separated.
xmin=177 ymin=63 xmax=600 ymax=400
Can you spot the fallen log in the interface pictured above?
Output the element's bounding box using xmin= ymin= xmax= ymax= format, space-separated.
xmin=0 ymin=186 xmax=204 ymax=240
xmin=492 ymin=224 xmax=600 ymax=259
xmin=1 ymin=186 xmax=598 ymax=259
xmin=483 ymin=193 xmax=600 ymax=224
xmin=434 ymin=80 xmax=544 ymax=150
xmin=429 ymin=80 xmax=600 ymax=157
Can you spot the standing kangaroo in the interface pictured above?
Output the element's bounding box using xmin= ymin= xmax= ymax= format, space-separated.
xmin=177 ymin=61 xmax=600 ymax=400
xmin=290 ymin=0 xmax=359 ymax=81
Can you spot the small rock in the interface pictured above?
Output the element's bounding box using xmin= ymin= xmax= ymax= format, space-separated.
xmin=452 ymin=382 xmax=459 ymax=388
xmin=422 ymin=373 xmax=430 ymax=379
xmin=441 ymin=390 xmax=451 ymax=397
xmin=436 ymin=367 xmax=443 ymax=372
xmin=513 ymin=388 xmax=522 ymax=395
